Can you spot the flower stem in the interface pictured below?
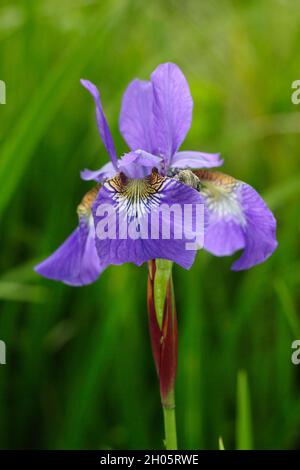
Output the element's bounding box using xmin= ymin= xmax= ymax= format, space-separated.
xmin=163 ymin=391 xmax=178 ymax=450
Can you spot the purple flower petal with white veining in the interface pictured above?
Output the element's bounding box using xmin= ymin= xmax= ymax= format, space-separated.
xmin=92 ymin=171 xmax=206 ymax=269
xmin=194 ymin=170 xmax=278 ymax=270
xmin=35 ymin=63 xmax=277 ymax=286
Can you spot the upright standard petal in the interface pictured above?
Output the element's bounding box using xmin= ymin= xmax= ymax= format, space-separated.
xmin=81 ymin=79 xmax=118 ymax=170
xmin=151 ymin=63 xmax=193 ymax=167
xmin=35 ymin=185 xmax=105 ymax=286
xmin=172 ymin=151 xmax=223 ymax=170
xmin=194 ymin=170 xmax=278 ymax=270
xmin=119 ymin=79 xmax=155 ymax=153
xmin=92 ymin=170 xmax=206 ymax=269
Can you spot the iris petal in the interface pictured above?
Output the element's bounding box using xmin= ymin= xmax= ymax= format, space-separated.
xmin=118 ymin=150 xmax=163 ymax=178
xmin=172 ymin=151 xmax=223 ymax=170
xmin=194 ymin=170 xmax=278 ymax=270
xmin=92 ymin=171 xmax=205 ymax=269
xmin=80 ymin=79 xmax=118 ymax=170
xmin=80 ymin=161 xmax=117 ymax=182
xmin=34 ymin=218 xmax=105 ymax=286
xmin=35 ymin=185 xmax=105 ymax=285
xmin=119 ymin=79 xmax=155 ymax=153
xmin=151 ymin=63 xmax=193 ymax=167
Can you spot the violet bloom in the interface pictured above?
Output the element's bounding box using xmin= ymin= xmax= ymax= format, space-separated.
xmin=35 ymin=63 xmax=277 ymax=285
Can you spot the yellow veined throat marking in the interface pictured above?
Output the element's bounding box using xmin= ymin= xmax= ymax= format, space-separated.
xmin=105 ymin=171 xmax=167 ymax=218
xmin=77 ymin=184 xmax=101 ymax=219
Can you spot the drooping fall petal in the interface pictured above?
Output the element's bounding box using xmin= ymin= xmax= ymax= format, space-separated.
xmin=34 ymin=218 xmax=105 ymax=286
xmin=35 ymin=185 xmax=106 ymax=285
xmin=194 ymin=170 xmax=278 ymax=270
xmin=92 ymin=170 xmax=205 ymax=269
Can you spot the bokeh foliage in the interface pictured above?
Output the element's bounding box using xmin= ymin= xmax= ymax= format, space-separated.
xmin=0 ymin=0 xmax=300 ymax=449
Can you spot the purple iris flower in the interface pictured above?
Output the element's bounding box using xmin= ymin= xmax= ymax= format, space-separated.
xmin=35 ymin=63 xmax=277 ymax=286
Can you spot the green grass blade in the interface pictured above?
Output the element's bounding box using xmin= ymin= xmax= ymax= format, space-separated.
xmin=236 ymin=370 xmax=253 ymax=450
xmin=218 ymin=436 xmax=225 ymax=450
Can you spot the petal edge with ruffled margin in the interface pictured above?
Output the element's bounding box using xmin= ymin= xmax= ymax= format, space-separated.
xmin=92 ymin=171 xmax=206 ymax=269
xmin=151 ymin=63 xmax=193 ymax=168
xmin=193 ymin=170 xmax=278 ymax=270
xmin=34 ymin=218 xmax=105 ymax=286
xmin=171 ymin=151 xmax=223 ymax=170
xmin=81 ymin=79 xmax=119 ymax=170
xmin=119 ymin=79 xmax=155 ymax=154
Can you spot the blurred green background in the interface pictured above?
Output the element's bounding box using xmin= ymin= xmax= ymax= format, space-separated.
xmin=0 ymin=0 xmax=300 ymax=450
